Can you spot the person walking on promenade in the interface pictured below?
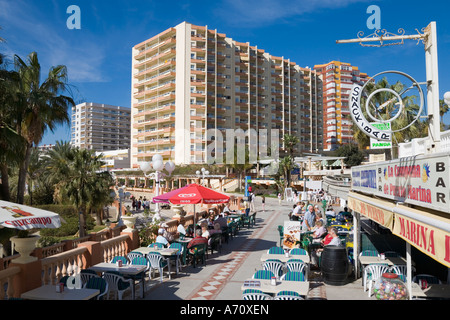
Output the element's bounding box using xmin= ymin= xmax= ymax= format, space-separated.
xmin=261 ymin=195 xmax=265 ymax=212
xmin=278 ymin=193 xmax=282 ymax=205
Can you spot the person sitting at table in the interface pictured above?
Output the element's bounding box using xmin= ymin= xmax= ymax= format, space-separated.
xmin=160 ymin=222 xmax=176 ymax=243
xmin=177 ymin=223 xmax=186 ymax=237
xmin=214 ymin=214 xmax=228 ymax=228
xmin=321 ymin=226 xmax=334 ymax=246
xmin=187 ymin=228 xmax=208 ymax=253
xmin=200 ymin=222 xmax=210 ymax=240
xmin=311 ymin=220 xmax=326 ymax=241
xmin=223 ymin=202 xmax=231 ymax=214
xmin=209 ymin=223 xmax=222 ymax=236
xmin=155 ymin=229 xmax=169 ymax=247
xmin=315 ymin=211 xmax=326 ymax=228
xmin=311 ymin=227 xmax=341 ymax=267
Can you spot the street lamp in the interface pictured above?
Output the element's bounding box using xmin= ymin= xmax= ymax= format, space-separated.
xmin=196 ymin=167 xmax=209 ymax=186
xmin=444 ymin=92 xmax=450 ymax=107
xmin=139 ymin=154 xmax=175 ymax=222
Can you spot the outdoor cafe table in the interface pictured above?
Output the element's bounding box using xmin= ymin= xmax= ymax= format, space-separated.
xmin=89 ymin=263 xmax=147 ymax=299
xmin=241 ymin=279 xmax=309 ymax=296
xmin=358 ymin=255 xmax=409 ymax=267
xmin=410 ymin=283 xmax=450 ymax=300
xmin=21 ymin=284 xmax=99 ymax=300
xmin=132 ymin=246 xmax=179 ymax=257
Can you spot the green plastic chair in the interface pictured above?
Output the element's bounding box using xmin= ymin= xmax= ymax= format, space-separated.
xmin=267 ymin=246 xmax=284 ymax=254
xmin=281 ymin=271 xmax=306 ymax=282
xmin=274 ymin=290 xmax=304 ymax=300
xmin=83 ymin=277 xmax=109 ymax=300
xmin=242 ymin=289 xmax=272 ymax=300
xmin=277 ymin=225 xmax=284 ymax=247
xmin=187 ymin=243 xmax=207 ymax=268
xmin=252 ymin=270 xmax=275 ymax=280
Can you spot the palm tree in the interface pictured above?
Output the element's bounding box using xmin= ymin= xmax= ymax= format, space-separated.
xmin=0 ymin=42 xmax=25 ymax=200
xmin=63 ymin=148 xmax=110 ymax=237
xmin=282 ymin=133 xmax=300 ymax=157
xmin=12 ymin=52 xmax=74 ymax=204
xmin=440 ymin=99 xmax=449 ymax=129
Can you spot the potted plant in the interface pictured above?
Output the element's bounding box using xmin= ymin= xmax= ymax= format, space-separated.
xmin=121 ymin=210 xmax=137 ymax=232
xmin=9 ymin=230 xmax=40 ymax=264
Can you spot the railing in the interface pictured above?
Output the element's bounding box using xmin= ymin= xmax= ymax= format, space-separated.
xmin=0 ymin=266 xmax=21 ymax=299
xmin=41 ymin=247 xmax=88 ymax=285
xmin=41 ymin=242 xmax=66 ymax=258
xmin=100 ymin=234 xmax=129 ymax=263
xmin=398 ymin=129 xmax=450 ymax=157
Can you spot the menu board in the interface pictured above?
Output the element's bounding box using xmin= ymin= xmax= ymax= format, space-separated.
xmin=283 ymin=221 xmax=301 ymax=249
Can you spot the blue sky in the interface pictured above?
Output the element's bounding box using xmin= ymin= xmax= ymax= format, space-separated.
xmin=1 ymin=0 xmax=449 ymax=146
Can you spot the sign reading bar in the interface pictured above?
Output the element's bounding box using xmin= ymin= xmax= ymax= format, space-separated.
xmin=350 ymin=84 xmax=392 ymax=141
xmin=393 ymin=206 xmax=450 ymax=268
xmin=351 ymin=153 xmax=450 ymax=214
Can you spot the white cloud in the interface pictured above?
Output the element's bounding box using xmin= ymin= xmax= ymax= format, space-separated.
xmin=0 ymin=0 xmax=108 ymax=83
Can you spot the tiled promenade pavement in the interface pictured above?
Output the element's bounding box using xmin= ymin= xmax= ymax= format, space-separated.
xmin=129 ymin=195 xmax=373 ymax=301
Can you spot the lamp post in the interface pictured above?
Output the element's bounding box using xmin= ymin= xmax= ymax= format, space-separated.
xmin=444 ymin=92 xmax=450 ymax=107
xmin=140 ymin=154 xmax=175 ymax=222
xmin=196 ymin=167 xmax=209 ymax=186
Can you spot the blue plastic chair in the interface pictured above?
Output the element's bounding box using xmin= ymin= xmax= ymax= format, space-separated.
xmin=281 ymin=271 xmax=306 ymax=282
xmin=83 ymin=277 xmax=109 ymax=300
xmin=252 ymin=270 xmax=275 ymax=280
xmin=128 ymin=256 xmax=150 ymax=298
xmin=274 ymin=290 xmax=304 ymax=300
xmin=290 ymin=248 xmax=308 ymax=256
xmin=110 ymin=256 xmax=129 ymax=264
xmin=242 ymin=289 xmax=272 ymax=300
xmin=267 ymin=246 xmax=284 ymax=254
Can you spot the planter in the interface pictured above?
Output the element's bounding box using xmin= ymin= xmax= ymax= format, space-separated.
xmin=172 ymin=205 xmax=185 ymax=218
xmin=121 ymin=216 xmax=137 ymax=232
xmin=10 ymin=235 xmax=40 ymax=264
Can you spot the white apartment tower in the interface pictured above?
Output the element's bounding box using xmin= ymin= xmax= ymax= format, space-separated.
xmin=71 ymin=102 xmax=131 ymax=151
xmin=131 ymin=22 xmax=323 ymax=167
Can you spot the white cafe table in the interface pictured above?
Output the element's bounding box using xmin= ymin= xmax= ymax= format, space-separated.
xmin=21 ymin=285 xmax=99 ymax=300
xmin=241 ymin=279 xmax=309 ymax=296
xmin=89 ymin=263 xmax=148 ymax=299
xmin=358 ymin=255 xmax=409 ymax=267
xmin=133 ymin=246 xmax=179 ymax=257
xmin=260 ymin=252 xmax=310 ymax=264
xmin=410 ymin=283 xmax=450 ymax=299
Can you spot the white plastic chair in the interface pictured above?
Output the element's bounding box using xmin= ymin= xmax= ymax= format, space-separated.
xmin=127 ymin=251 xmax=144 ymax=262
xmin=262 ymin=259 xmax=284 ymax=279
xmin=242 ymin=289 xmax=273 ymax=300
xmin=274 ymin=291 xmax=304 ymax=300
xmin=365 ymin=264 xmax=389 ymax=297
xmin=103 ymin=272 xmax=134 ymax=300
xmin=147 ymin=252 xmax=171 ymax=283
xmin=286 ymin=259 xmax=308 ymax=280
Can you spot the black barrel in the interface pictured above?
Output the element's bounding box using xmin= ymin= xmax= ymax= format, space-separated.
xmin=320 ymin=246 xmax=350 ymax=285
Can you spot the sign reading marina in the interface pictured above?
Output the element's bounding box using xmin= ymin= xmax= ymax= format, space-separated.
xmin=351 ymin=153 xmax=450 ymax=214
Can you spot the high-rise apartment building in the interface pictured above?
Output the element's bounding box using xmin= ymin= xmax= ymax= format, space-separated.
xmin=71 ymin=102 xmax=131 ymax=151
xmin=131 ymin=21 xmax=322 ymax=167
xmin=313 ymin=61 xmax=368 ymax=151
